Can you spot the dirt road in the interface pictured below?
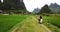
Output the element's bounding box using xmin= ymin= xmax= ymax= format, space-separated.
xmin=10 ymin=16 xmax=52 ymax=32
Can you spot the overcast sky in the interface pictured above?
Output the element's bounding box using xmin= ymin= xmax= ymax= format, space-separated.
xmin=24 ymin=0 xmax=60 ymax=12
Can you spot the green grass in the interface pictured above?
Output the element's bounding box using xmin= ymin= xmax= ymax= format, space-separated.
xmin=0 ymin=14 xmax=60 ymax=32
xmin=34 ymin=15 xmax=60 ymax=32
xmin=43 ymin=16 xmax=60 ymax=27
xmin=42 ymin=16 xmax=60 ymax=32
xmin=0 ymin=14 xmax=27 ymax=32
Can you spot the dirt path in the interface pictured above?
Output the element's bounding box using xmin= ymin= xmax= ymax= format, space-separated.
xmin=10 ymin=16 xmax=52 ymax=32
xmin=32 ymin=16 xmax=52 ymax=32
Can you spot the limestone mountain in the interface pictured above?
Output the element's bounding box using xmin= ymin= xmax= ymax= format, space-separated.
xmin=32 ymin=8 xmax=40 ymax=14
xmin=0 ymin=0 xmax=28 ymax=14
xmin=49 ymin=3 xmax=60 ymax=14
xmin=38 ymin=4 xmax=52 ymax=14
xmin=49 ymin=3 xmax=60 ymax=9
xmin=4 ymin=0 xmax=26 ymax=10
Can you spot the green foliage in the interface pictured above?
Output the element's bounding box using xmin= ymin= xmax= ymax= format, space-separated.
xmin=50 ymin=7 xmax=60 ymax=14
xmin=39 ymin=4 xmax=53 ymax=14
xmin=0 ymin=0 xmax=28 ymax=14
xmin=4 ymin=0 xmax=17 ymax=10
xmin=8 ymin=10 xmax=28 ymax=14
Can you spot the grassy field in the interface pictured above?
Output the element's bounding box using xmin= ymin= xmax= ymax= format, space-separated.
xmin=43 ymin=16 xmax=60 ymax=32
xmin=43 ymin=16 xmax=60 ymax=27
xmin=13 ymin=15 xmax=52 ymax=32
xmin=0 ymin=14 xmax=60 ymax=32
xmin=0 ymin=14 xmax=27 ymax=32
xmin=35 ymin=15 xmax=60 ymax=32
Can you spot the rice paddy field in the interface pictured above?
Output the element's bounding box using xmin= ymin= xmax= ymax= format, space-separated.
xmin=44 ymin=16 xmax=60 ymax=27
xmin=35 ymin=14 xmax=60 ymax=32
xmin=0 ymin=14 xmax=60 ymax=32
xmin=0 ymin=14 xmax=27 ymax=32
xmin=43 ymin=16 xmax=60 ymax=32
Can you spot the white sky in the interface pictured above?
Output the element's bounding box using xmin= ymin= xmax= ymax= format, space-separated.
xmin=23 ymin=0 xmax=60 ymax=12
xmin=1 ymin=0 xmax=3 ymax=3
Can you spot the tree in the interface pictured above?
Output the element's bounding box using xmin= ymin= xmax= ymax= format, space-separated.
xmin=38 ymin=4 xmax=53 ymax=14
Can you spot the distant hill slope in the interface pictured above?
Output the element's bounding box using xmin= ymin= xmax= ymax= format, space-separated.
xmin=37 ymin=4 xmax=52 ymax=14
xmin=49 ymin=3 xmax=60 ymax=9
xmin=49 ymin=3 xmax=60 ymax=14
xmin=32 ymin=8 xmax=40 ymax=14
xmin=32 ymin=3 xmax=60 ymax=14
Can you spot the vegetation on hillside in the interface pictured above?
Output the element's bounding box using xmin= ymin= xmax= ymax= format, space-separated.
xmin=0 ymin=0 xmax=28 ymax=14
xmin=38 ymin=4 xmax=52 ymax=14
